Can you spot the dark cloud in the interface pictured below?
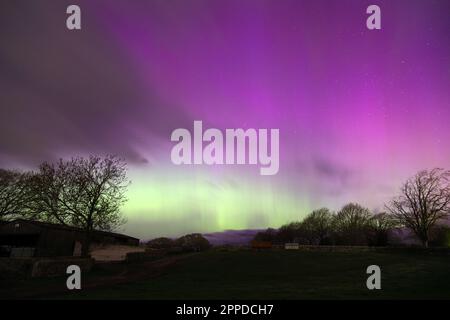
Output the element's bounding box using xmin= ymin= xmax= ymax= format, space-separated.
xmin=314 ymin=158 xmax=352 ymax=182
xmin=312 ymin=157 xmax=358 ymax=196
xmin=0 ymin=1 xmax=192 ymax=168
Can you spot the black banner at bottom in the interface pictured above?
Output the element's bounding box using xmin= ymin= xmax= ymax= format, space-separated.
xmin=1 ymin=300 xmax=447 ymax=319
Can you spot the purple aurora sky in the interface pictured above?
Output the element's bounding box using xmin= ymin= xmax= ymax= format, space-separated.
xmin=0 ymin=0 xmax=449 ymax=238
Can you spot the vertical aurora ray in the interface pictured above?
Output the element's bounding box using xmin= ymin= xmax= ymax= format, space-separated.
xmin=123 ymin=168 xmax=313 ymax=238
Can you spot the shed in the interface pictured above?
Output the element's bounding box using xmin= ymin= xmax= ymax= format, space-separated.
xmin=0 ymin=219 xmax=139 ymax=257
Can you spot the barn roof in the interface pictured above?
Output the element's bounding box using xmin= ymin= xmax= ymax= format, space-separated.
xmin=1 ymin=219 xmax=139 ymax=241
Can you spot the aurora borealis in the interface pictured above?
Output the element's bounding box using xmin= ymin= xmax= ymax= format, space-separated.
xmin=1 ymin=0 xmax=449 ymax=239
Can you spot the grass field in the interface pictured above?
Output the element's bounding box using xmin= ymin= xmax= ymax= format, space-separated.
xmin=49 ymin=250 xmax=450 ymax=300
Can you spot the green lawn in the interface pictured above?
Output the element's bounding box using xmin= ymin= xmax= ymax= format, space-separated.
xmin=59 ymin=250 xmax=450 ymax=299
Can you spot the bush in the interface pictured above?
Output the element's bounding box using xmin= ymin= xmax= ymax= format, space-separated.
xmin=253 ymin=228 xmax=278 ymax=242
xmin=146 ymin=237 xmax=175 ymax=249
xmin=277 ymin=223 xmax=303 ymax=243
xmin=175 ymin=233 xmax=211 ymax=252
xmin=429 ymin=225 xmax=450 ymax=247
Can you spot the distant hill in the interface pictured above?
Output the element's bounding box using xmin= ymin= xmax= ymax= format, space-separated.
xmin=203 ymin=229 xmax=263 ymax=246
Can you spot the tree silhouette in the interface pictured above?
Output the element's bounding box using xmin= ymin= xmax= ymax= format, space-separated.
xmin=301 ymin=208 xmax=333 ymax=245
xmin=27 ymin=162 xmax=72 ymax=224
xmin=0 ymin=169 xmax=32 ymax=221
xmin=387 ymin=168 xmax=450 ymax=247
xmin=332 ymin=203 xmax=372 ymax=245
xmin=31 ymin=155 xmax=129 ymax=256
xmin=175 ymin=233 xmax=211 ymax=251
xmin=367 ymin=212 xmax=397 ymax=246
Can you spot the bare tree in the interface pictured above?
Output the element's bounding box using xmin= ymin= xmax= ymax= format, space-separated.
xmin=277 ymin=222 xmax=303 ymax=243
xmin=27 ymin=162 xmax=72 ymax=224
xmin=0 ymin=169 xmax=32 ymax=221
xmin=367 ymin=212 xmax=397 ymax=246
xmin=387 ymin=168 xmax=450 ymax=247
xmin=31 ymin=155 xmax=129 ymax=256
xmin=332 ymin=203 xmax=372 ymax=245
xmin=301 ymin=208 xmax=333 ymax=245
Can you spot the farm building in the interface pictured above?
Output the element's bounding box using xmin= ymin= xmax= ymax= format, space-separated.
xmin=0 ymin=219 xmax=139 ymax=257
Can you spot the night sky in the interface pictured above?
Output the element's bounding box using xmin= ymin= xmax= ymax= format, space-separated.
xmin=1 ymin=0 xmax=449 ymax=239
